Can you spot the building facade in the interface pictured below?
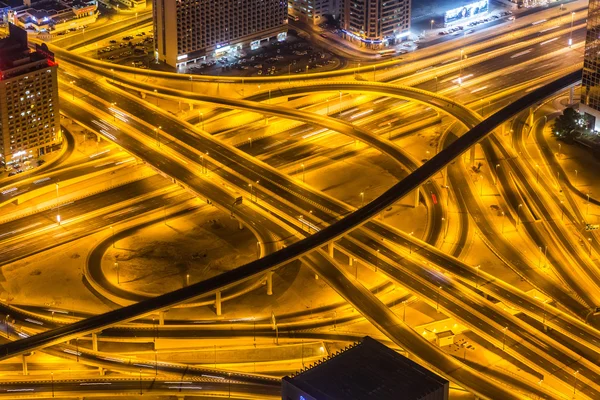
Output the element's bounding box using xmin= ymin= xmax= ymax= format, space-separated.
xmin=287 ymin=0 xmax=339 ymax=24
xmin=0 ymin=24 xmax=61 ymax=169
xmin=9 ymin=0 xmax=99 ymax=34
xmin=581 ymin=0 xmax=600 ymax=130
xmin=340 ymin=0 xmax=410 ymax=48
xmin=154 ymin=0 xmax=288 ymax=68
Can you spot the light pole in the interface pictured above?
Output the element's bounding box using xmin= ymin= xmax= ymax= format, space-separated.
xmin=154 ymin=126 xmax=161 ymax=147
xmin=587 ymin=192 xmax=591 ymax=216
xmin=517 ymin=204 xmax=523 ymax=230
xmin=375 ymin=249 xmax=380 ymax=272
xmin=494 ymin=163 xmax=500 ymax=185
xmin=154 ymin=350 xmax=158 ymax=376
xmin=409 ymin=231 xmax=414 ymax=254
xmin=360 ymin=192 xmax=364 ymax=207
xmin=436 ymin=286 xmax=442 ymax=311
xmin=434 ymin=75 xmax=438 ymax=93
xmin=402 ymin=300 xmax=407 ymax=322
xmin=70 ymin=80 xmax=75 ymax=100
xmin=51 ymin=372 xmax=54 ymax=398
xmin=475 ymin=265 xmax=480 ymax=288
xmin=569 ymin=12 xmax=575 ymax=47
xmin=573 ymin=370 xmax=579 ymax=397
xmin=560 ymin=200 xmax=565 ymax=221
xmin=589 ymin=237 xmax=593 ymax=257
xmin=115 ymin=262 xmax=119 ymax=284
xmin=458 ymin=49 xmax=464 ymax=86
xmin=186 ymin=274 xmax=190 ymax=286
xmin=301 ymin=163 xmax=305 ymax=183
xmin=430 ymin=19 xmax=434 ymax=33
xmin=111 ymin=102 xmax=117 ymax=122
xmin=502 ymin=326 xmax=508 ymax=351
xmin=4 ymin=314 xmax=9 ymax=338
xmin=55 ymin=182 xmax=60 ymax=225
xmin=153 ymin=89 xmax=158 ymax=106
xmin=501 ymin=211 xmax=506 ymax=234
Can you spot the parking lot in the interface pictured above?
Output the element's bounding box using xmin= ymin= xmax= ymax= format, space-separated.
xmin=89 ymin=29 xmax=154 ymax=68
xmin=437 ymin=10 xmax=514 ymax=36
xmin=181 ymin=31 xmax=343 ymax=77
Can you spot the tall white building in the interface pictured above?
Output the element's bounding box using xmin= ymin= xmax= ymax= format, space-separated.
xmin=0 ymin=24 xmax=61 ymax=169
xmin=287 ymin=0 xmax=339 ymax=24
xmin=154 ymin=0 xmax=288 ymax=68
xmin=341 ymin=0 xmax=410 ymax=48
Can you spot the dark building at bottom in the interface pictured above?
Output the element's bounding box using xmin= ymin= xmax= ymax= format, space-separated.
xmin=282 ymin=336 xmax=449 ymax=400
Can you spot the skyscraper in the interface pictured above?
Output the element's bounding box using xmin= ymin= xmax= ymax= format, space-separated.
xmin=154 ymin=0 xmax=288 ymax=68
xmin=287 ymin=0 xmax=339 ymax=24
xmin=340 ymin=0 xmax=410 ymax=48
xmin=0 ymin=23 xmax=61 ymax=170
xmin=581 ymin=0 xmax=600 ymax=129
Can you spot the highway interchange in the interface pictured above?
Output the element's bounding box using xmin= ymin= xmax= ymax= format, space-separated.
xmin=0 ymin=1 xmax=599 ymax=399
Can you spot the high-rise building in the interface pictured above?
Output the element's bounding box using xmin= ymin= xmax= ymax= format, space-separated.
xmin=287 ymin=0 xmax=339 ymax=24
xmin=282 ymin=337 xmax=449 ymax=400
xmin=154 ymin=0 xmax=288 ymax=68
xmin=0 ymin=23 xmax=61 ymax=169
xmin=581 ymin=0 xmax=600 ymax=130
xmin=340 ymin=0 xmax=410 ymax=48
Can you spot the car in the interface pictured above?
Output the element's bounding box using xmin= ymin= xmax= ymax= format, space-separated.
xmin=465 ymin=29 xmax=474 ymax=34
xmin=109 ymin=40 xmax=117 ymax=44
xmin=320 ymin=33 xmax=328 ymax=38
xmin=508 ymin=16 xmax=515 ymax=20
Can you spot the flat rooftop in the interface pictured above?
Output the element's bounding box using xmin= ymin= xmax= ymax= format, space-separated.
xmin=284 ymin=337 xmax=448 ymax=400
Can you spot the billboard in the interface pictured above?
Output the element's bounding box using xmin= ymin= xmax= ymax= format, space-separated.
xmin=444 ymin=0 xmax=489 ymax=24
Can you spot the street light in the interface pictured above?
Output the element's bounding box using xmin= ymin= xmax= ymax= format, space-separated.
xmin=458 ymin=49 xmax=464 ymax=86
xmin=301 ymin=163 xmax=305 ymax=183
xmin=573 ymin=370 xmax=579 ymax=396
xmin=589 ymin=237 xmax=593 ymax=257
xmin=436 ymin=286 xmax=442 ymax=311
xmin=111 ymin=102 xmax=117 ymax=122
xmin=475 ymin=265 xmax=480 ymax=288
xmin=501 ymin=211 xmax=506 ymax=234
xmin=494 ymin=163 xmax=500 ymax=185
xmin=55 ymin=182 xmax=60 ymax=225
xmin=69 ymin=80 xmax=75 ymax=100
xmin=4 ymin=314 xmax=9 ymax=338
xmin=502 ymin=326 xmax=508 ymax=351
xmin=430 ymin=19 xmax=435 ymax=32
xmin=51 ymin=372 xmax=54 ymax=398
xmin=115 ymin=262 xmax=119 ymax=285
xmin=569 ymin=11 xmax=575 ymax=47
xmin=154 ymin=125 xmax=161 ymax=147
xmin=516 ymin=204 xmax=523 ymax=230
xmin=360 ymin=192 xmax=364 ymax=207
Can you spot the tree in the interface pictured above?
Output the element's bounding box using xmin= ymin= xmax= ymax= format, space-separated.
xmin=552 ymin=107 xmax=581 ymax=143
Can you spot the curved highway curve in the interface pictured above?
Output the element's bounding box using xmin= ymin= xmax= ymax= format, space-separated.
xmin=0 ymin=69 xmax=581 ymax=397
xmin=85 ymin=208 xmax=273 ymax=306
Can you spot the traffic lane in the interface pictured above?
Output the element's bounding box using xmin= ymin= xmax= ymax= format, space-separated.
xmin=0 ymin=152 xmax=130 ymax=205
xmin=416 ymin=29 xmax=584 ymax=96
xmin=0 ymin=380 xmax=280 ymax=397
xmin=484 ymin=135 xmax=600 ymax=307
xmin=0 ymin=191 xmax=194 ymax=265
xmin=65 ymin=75 xmax=445 ymax=248
xmin=445 ymin=142 xmax=590 ymax=315
xmin=0 ymin=174 xmax=169 ymax=242
xmin=338 ymin=235 xmax=600 ymax=398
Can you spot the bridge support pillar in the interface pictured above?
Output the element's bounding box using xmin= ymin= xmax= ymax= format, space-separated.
xmin=569 ymin=87 xmax=574 ymax=104
xmin=92 ymin=333 xmax=98 ymax=351
xmin=21 ymin=354 xmax=27 ymax=376
xmin=215 ymin=291 xmax=222 ymax=316
xmin=159 ymin=311 xmax=165 ymax=325
xmin=238 ymin=220 xmax=243 ymax=230
xmin=266 ymin=271 xmax=273 ymax=295
xmin=328 ymin=242 xmax=334 ymax=257
xmin=413 ymin=188 xmax=420 ymax=208
xmin=470 ymin=146 xmax=476 ymax=166
xmin=349 ymin=256 xmax=354 ymax=267
xmin=99 ymin=367 xmax=105 ymax=376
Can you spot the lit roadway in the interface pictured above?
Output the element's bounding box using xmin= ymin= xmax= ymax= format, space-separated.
xmin=4 ymin=7 xmax=596 ymax=398
xmin=0 ymin=57 xmax=583 ymax=399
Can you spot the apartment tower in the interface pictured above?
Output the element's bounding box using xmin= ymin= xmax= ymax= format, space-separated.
xmin=0 ymin=23 xmax=61 ymax=169
xmin=154 ymin=0 xmax=288 ymax=68
xmin=341 ymin=0 xmax=410 ymax=48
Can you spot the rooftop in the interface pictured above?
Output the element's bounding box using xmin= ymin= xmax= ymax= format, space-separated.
xmin=283 ymin=337 xmax=448 ymax=400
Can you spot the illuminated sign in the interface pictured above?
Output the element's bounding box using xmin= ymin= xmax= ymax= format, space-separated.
xmin=444 ymin=0 xmax=488 ymax=24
